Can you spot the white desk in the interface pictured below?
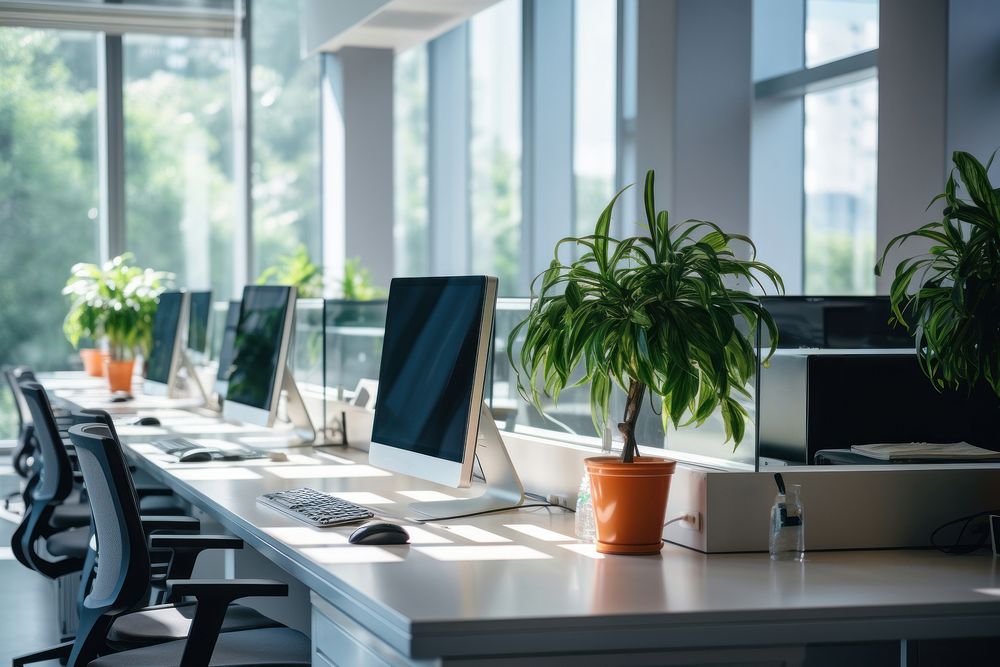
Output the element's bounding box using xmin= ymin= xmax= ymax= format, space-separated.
xmin=50 ymin=377 xmax=1000 ymax=666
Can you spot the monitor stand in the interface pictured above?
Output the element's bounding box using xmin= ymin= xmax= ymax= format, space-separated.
xmin=281 ymin=365 xmax=316 ymax=444
xmin=408 ymin=403 xmax=525 ymax=520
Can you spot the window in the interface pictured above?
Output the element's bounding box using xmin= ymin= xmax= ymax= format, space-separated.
xmin=804 ymin=78 xmax=878 ymax=294
xmin=752 ymin=0 xmax=879 ymax=295
xmin=573 ymin=0 xmax=617 ymax=236
xmin=0 ymin=27 xmax=101 ymax=436
xmin=469 ymin=0 xmax=522 ymax=296
xmin=251 ymin=0 xmax=321 ymax=282
xmin=124 ymin=34 xmax=236 ymax=299
xmin=393 ymin=45 xmax=429 ymax=277
xmin=806 ymin=0 xmax=878 ymax=67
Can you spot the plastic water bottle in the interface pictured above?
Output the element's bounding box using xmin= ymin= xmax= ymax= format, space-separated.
xmin=575 ymin=471 xmax=595 ymax=542
xmin=769 ymin=482 xmax=804 ymax=561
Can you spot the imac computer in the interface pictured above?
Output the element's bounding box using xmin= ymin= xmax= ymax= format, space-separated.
xmin=221 ymin=285 xmax=315 ymax=443
xmin=213 ymin=300 xmax=241 ymax=398
xmin=186 ymin=290 xmax=212 ymax=361
xmin=145 ymin=290 xmax=209 ymax=401
xmin=368 ymin=276 xmax=525 ymax=519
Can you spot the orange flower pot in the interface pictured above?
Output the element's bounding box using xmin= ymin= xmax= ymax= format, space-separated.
xmin=79 ymin=348 xmax=104 ymax=377
xmin=585 ymin=456 xmax=677 ymax=555
xmin=104 ymin=358 xmax=135 ymax=395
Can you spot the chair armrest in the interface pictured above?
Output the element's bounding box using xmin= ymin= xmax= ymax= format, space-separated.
xmin=135 ymin=484 xmax=174 ymax=499
xmin=151 ymin=535 xmax=244 ymax=596
xmin=140 ymin=515 xmax=200 ymax=534
xmin=165 ymin=579 xmax=289 ymax=667
xmin=166 ymin=578 xmax=287 ymax=602
xmin=149 ymin=535 xmax=243 ymax=550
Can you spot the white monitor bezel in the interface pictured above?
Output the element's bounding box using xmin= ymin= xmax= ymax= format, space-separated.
xmin=222 ymin=286 xmax=297 ymax=428
xmin=144 ymin=291 xmax=190 ymax=398
xmin=368 ymin=276 xmax=497 ymax=489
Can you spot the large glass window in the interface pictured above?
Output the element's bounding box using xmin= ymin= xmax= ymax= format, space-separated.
xmin=123 ymin=34 xmax=235 ymax=299
xmin=804 ymin=78 xmax=878 ymax=294
xmin=806 ymin=0 xmax=879 ymax=68
xmin=0 ymin=27 xmax=100 ymax=436
xmin=393 ymin=45 xmax=429 ymax=277
xmin=573 ymin=0 xmax=617 ymax=236
xmin=251 ymin=0 xmax=321 ymax=282
xmin=469 ymin=0 xmax=522 ymax=296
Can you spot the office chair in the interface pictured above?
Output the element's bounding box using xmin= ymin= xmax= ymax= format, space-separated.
xmin=4 ymin=366 xmax=38 ymax=479
xmin=14 ymin=423 xmax=310 ymax=667
xmin=11 ymin=381 xmax=91 ymax=577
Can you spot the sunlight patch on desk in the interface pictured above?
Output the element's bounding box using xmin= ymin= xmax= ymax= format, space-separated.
xmin=397 ymin=490 xmax=458 ymax=502
xmin=402 ymin=526 xmax=453 ymax=544
xmin=262 ymin=526 xmax=349 ymax=546
xmin=266 ymin=465 xmax=392 ymax=479
xmin=115 ymin=425 xmax=169 ymax=437
xmin=333 ymin=491 xmax=394 ymax=505
xmin=558 ymin=543 xmax=605 ymax=559
xmin=172 ymin=422 xmax=263 ymax=435
xmin=0 ymin=547 xmax=14 ymax=560
xmin=975 ymin=588 xmax=1000 ymax=597
xmin=171 ymin=467 xmax=262 ymax=481
xmin=312 ymin=451 xmax=354 ymax=465
xmin=128 ymin=443 xmax=162 ymax=455
xmin=303 ymin=546 xmax=403 ymax=564
xmin=438 ymin=525 xmax=511 ymax=543
xmin=504 ymin=524 xmax=576 ymax=542
xmin=415 ymin=545 xmax=551 ymax=562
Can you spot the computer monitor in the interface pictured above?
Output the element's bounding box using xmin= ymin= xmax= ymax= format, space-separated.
xmin=368 ymin=276 xmax=524 ymax=519
xmin=213 ymin=300 xmax=241 ymax=398
xmin=186 ymin=290 xmax=212 ymax=359
xmin=222 ymin=285 xmax=314 ymax=442
xmin=144 ymin=291 xmax=188 ymax=397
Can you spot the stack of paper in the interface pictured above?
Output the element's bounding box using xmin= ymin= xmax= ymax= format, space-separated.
xmin=851 ymin=442 xmax=1000 ymax=461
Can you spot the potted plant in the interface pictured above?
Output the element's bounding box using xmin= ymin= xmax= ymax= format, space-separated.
xmin=257 ymin=244 xmax=324 ymax=298
xmin=63 ymin=262 xmax=107 ymax=376
xmin=509 ymin=171 xmax=782 ymax=555
xmin=876 ymin=151 xmax=1000 ymax=400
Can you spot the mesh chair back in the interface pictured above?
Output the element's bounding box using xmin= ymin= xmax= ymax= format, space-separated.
xmin=66 ymin=423 xmax=151 ymax=666
xmin=6 ymin=367 xmax=38 ymax=478
xmin=19 ymin=382 xmax=73 ymax=504
xmin=5 ymin=367 xmax=35 ymax=428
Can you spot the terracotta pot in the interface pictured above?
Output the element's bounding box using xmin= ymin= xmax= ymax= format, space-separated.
xmin=79 ymin=348 xmax=104 ymax=377
xmin=104 ymin=358 xmax=135 ymax=394
xmin=585 ymin=456 xmax=677 ymax=555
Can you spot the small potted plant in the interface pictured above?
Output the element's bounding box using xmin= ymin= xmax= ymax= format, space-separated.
xmin=876 ymin=151 xmax=1000 ymax=399
xmin=64 ymin=254 xmax=171 ymax=393
xmin=63 ymin=262 xmax=107 ymax=376
xmin=509 ymin=171 xmax=782 ymax=555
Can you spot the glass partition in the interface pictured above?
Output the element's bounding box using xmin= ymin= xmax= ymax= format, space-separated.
xmin=323 ymin=300 xmax=387 ymax=401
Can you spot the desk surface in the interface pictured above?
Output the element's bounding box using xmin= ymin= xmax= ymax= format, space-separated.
xmin=49 ymin=376 xmax=1000 ymax=660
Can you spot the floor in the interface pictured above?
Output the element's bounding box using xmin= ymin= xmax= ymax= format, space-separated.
xmin=0 ymin=470 xmax=61 ymax=667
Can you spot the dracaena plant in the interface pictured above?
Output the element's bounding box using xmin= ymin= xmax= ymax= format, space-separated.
xmin=876 ymin=150 xmax=1000 ymax=399
xmin=508 ymin=171 xmax=783 ymax=463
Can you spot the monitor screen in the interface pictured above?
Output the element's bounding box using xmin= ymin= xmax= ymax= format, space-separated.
xmin=146 ymin=291 xmax=183 ymax=385
xmin=215 ymin=300 xmax=242 ymax=384
xmin=371 ymin=276 xmax=489 ymax=464
xmin=187 ymin=291 xmax=211 ymax=353
xmin=225 ymin=286 xmax=292 ymax=411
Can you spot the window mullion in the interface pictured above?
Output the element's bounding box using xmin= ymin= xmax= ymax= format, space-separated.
xmin=97 ymin=32 xmax=125 ymax=262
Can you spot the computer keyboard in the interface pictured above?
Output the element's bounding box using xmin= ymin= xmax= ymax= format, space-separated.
xmin=257 ymin=487 xmax=374 ymax=527
xmin=151 ymin=437 xmax=266 ymax=461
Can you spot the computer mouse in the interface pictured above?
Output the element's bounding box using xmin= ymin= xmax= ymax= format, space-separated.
xmin=177 ymin=448 xmax=216 ymax=463
xmin=348 ymin=521 xmax=410 ymax=545
xmin=133 ymin=416 xmax=161 ymax=427
xmin=109 ymin=391 xmax=133 ymax=403
xmin=268 ymin=452 xmax=289 ymax=463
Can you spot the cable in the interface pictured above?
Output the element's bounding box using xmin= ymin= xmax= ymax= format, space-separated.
xmin=930 ymin=510 xmax=999 ymax=554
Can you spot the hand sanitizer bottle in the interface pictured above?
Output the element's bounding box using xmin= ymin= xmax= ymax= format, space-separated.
xmin=769 ymin=473 xmax=804 ymax=561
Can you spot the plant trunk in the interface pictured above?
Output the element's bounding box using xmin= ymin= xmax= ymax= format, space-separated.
xmin=618 ymin=380 xmax=646 ymax=463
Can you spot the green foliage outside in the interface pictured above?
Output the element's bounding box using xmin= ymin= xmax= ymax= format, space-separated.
xmin=877 ymin=151 xmax=1000 ymax=398
xmin=256 ymin=244 xmax=323 ymax=298
xmin=341 ymin=258 xmax=387 ymax=301
xmin=510 ymin=171 xmax=783 ymax=461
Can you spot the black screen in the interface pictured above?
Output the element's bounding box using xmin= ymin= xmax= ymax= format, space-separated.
xmin=187 ymin=291 xmax=211 ymax=353
xmin=371 ymin=276 xmax=489 ymax=463
xmin=215 ymin=301 xmax=242 ymax=384
xmin=225 ymin=286 xmax=291 ymax=410
xmin=147 ymin=291 xmax=183 ymax=385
